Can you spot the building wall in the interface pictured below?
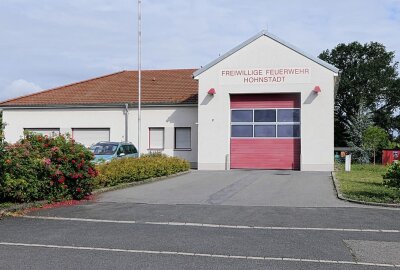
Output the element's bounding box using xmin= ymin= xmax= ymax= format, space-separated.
xmin=2 ymin=106 xmax=198 ymax=166
xmin=195 ymin=35 xmax=337 ymax=171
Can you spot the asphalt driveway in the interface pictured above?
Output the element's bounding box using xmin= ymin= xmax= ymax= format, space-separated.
xmin=99 ymin=170 xmax=350 ymax=207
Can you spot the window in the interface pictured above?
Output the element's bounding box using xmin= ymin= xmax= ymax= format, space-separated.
xmin=254 ymin=110 xmax=276 ymax=122
xmin=117 ymin=146 xmax=125 ymax=156
xmin=122 ymin=145 xmax=137 ymax=154
xmin=130 ymin=145 xmax=138 ymax=154
xmin=149 ymin=128 xmax=164 ymax=149
xmin=277 ymin=109 xmax=300 ymax=122
xmin=231 ymin=110 xmax=252 ymax=122
xmin=277 ymin=125 xmax=300 ymax=137
xmin=231 ymin=125 xmax=253 ymax=137
xmin=175 ymin=127 xmax=191 ymax=150
xmin=254 ymin=125 xmax=276 ymax=137
xmin=90 ymin=143 xmax=118 ymax=155
xmin=231 ymin=109 xmax=300 ymax=138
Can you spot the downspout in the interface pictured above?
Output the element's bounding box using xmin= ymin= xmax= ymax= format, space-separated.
xmin=124 ymin=104 xmax=129 ymax=142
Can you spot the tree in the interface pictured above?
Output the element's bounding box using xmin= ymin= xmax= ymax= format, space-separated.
xmin=344 ymin=106 xmax=372 ymax=163
xmin=363 ymin=126 xmax=389 ymax=164
xmin=319 ymin=42 xmax=400 ymax=146
xmin=0 ymin=111 xmax=3 ymax=142
xmin=0 ymin=111 xmax=4 ymax=183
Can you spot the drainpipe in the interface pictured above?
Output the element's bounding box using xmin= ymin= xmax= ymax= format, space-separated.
xmin=124 ymin=104 xmax=129 ymax=142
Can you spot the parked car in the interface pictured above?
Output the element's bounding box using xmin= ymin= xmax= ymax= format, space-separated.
xmin=90 ymin=141 xmax=138 ymax=164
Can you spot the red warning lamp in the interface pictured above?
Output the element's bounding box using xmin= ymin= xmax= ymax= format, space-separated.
xmin=313 ymin=86 xmax=321 ymax=93
xmin=208 ymin=88 xmax=216 ymax=95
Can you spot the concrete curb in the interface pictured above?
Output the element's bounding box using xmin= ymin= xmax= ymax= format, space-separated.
xmin=0 ymin=201 xmax=47 ymax=218
xmin=0 ymin=170 xmax=191 ymax=218
xmin=331 ymin=171 xmax=400 ymax=208
xmin=92 ymin=170 xmax=191 ymax=196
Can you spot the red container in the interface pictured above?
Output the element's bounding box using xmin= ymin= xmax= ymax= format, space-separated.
xmin=382 ymin=148 xmax=400 ymax=165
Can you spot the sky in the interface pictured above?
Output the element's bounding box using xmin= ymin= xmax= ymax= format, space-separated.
xmin=0 ymin=0 xmax=399 ymax=101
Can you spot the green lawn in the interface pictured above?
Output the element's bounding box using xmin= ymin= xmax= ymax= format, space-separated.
xmin=335 ymin=164 xmax=400 ymax=204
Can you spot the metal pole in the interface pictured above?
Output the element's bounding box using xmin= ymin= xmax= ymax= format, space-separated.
xmin=137 ymin=0 xmax=142 ymax=157
xmin=124 ymin=103 xmax=129 ymax=142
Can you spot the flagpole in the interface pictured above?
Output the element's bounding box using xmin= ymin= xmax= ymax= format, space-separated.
xmin=137 ymin=0 xmax=142 ymax=157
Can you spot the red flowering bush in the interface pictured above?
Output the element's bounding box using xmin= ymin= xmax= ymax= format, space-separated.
xmin=0 ymin=133 xmax=97 ymax=202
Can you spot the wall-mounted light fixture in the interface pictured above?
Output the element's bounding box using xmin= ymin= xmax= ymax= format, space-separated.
xmin=208 ymin=88 xmax=216 ymax=95
xmin=313 ymin=86 xmax=321 ymax=94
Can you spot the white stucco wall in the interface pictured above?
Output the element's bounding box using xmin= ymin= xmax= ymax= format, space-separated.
xmin=195 ymin=35 xmax=337 ymax=171
xmin=2 ymin=106 xmax=198 ymax=166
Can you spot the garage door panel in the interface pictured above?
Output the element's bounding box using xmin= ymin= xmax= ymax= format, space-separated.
xmin=72 ymin=128 xmax=110 ymax=147
xmin=231 ymin=139 xmax=300 ymax=170
xmin=231 ymin=94 xmax=300 ymax=109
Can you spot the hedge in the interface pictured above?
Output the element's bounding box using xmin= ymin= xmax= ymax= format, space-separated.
xmin=94 ymin=153 xmax=190 ymax=187
xmin=0 ymin=133 xmax=97 ymax=202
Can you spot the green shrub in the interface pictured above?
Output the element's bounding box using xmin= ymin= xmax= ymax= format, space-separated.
xmin=383 ymin=162 xmax=400 ymax=189
xmin=0 ymin=133 xmax=97 ymax=202
xmin=95 ymin=153 xmax=190 ymax=187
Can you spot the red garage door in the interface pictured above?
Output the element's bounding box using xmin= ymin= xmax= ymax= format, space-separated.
xmin=230 ymin=94 xmax=301 ymax=170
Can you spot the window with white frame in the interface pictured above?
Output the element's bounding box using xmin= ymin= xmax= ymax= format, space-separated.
xmin=175 ymin=127 xmax=191 ymax=150
xmin=231 ymin=109 xmax=300 ymax=138
xmin=149 ymin=127 xmax=164 ymax=149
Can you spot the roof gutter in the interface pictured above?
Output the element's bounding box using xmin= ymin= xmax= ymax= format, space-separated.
xmin=0 ymin=102 xmax=197 ymax=110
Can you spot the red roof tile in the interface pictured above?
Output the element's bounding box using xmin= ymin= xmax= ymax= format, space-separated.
xmin=0 ymin=69 xmax=198 ymax=107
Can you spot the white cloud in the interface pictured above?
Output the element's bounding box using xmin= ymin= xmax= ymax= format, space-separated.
xmin=2 ymin=79 xmax=42 ymax=100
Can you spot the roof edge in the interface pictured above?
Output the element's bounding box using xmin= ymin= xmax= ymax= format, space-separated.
xmin=193 ymin=30 xmax=339 ymax=78
xmin=0 ymin=71 xmax=127 ymax=106
xmin=0 ymin=68 xmax=199 ymax=106
xmin=0 ymin=102 xmax=197 ymax=110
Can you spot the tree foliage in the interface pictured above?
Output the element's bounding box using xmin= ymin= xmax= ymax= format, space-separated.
xmin=319 ymin=41 xmax=400 ymax=146
xmin=344 ymin=106 xmax=372 ymax=163
xmin=363 ymin=126 xmax=389 ymax=164
xmin=0 ymin=111 xmax=3 ymax=142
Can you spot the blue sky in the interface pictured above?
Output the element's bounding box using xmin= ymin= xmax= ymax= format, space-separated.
xmin=0 ymin=0 xmax=399 ymax=101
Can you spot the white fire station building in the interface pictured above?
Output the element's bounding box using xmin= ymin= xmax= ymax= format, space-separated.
xmin=0 ymin=31 xmax=339 ymax=171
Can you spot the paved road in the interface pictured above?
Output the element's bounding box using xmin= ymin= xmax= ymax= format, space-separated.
xmin=0 ymin=170 xmax=399 ymax=269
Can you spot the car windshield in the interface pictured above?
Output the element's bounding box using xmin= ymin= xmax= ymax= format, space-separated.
xmin=90 ymin=143 xmax=118 ymax=155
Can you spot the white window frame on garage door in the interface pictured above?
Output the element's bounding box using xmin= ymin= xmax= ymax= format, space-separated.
xmin=230 ymin=108 xmax=301 ymax=139
xmin=24 ymin=128 xmax=60 ymax=137
xmin=71 ymin=128 xmax=110 ymax=146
